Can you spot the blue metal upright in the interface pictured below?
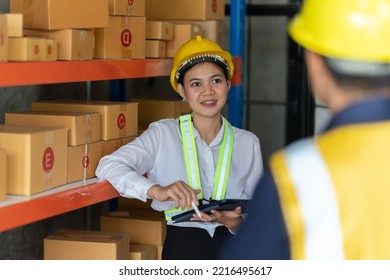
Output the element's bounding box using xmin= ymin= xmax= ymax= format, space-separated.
xmin=229 ymin=0 xmax=246 ymax=128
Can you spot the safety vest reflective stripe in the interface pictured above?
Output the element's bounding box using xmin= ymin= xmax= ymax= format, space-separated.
xmin=284 ymin=139 xmax=345 ymax=259
xmin=164 ymin=114 xmax=234 ymax=220
xmin=213 ymin=119 xmax=234 ymax=200
xmin=179 ymin=114 xmax=202 ymax=196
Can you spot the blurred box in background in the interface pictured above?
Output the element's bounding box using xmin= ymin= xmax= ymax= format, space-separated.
xmin=109 ymin=0 xmax=145 ymax=16
xmin=0 ymin=125 xmax=67 ymax=196
xmin=0 ymin=149 xmax=6 ymax=202
xmin=146 ymin=20 xmax=173 ymax=40
xmin=0 ymin=14 xmax=8 ymax=62
xmin=5 ymin=111 xmax=101 ymax=146
xmin=32 ymin=100 xmax=138 ymax=141
xmin=145 ymin=39 xmax=166 ymax=58
xmin=133 ymin=98 xmax=191 ymax=130
xmin=8 ymin=37 xmax=57 ymax=62
xmin=44 ymin=229 xmax=129 ymax=260
xmin=10 ymin=0 xmax=109 ymax=30
xmin=94 ymin=16 xmax=146 ymax=59
xmin=24 ymin=29 xmax=95 ymax=61
xmin=67 ymin=141 xmax=102 ymax=183
xmin=145 ymin=0 xmax=225 ymax=21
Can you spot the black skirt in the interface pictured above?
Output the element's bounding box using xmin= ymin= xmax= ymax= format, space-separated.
xmin=162 ymin=225 xmax=234 ymax=260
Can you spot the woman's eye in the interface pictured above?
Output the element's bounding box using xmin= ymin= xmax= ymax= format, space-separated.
xmin=191 ymin=81 xmax=201 ymax=87
xmin=213 ymin=78 xmax=222 ymax=84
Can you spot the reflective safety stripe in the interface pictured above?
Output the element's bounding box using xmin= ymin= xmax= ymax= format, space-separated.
xmin=284 ymin=139 xmax=345 ymax=259
xmin=212 ymin=119 xmax=234 ymax=200
xmin=164 ymin=114 xmax=234 ymax=220
xmin=179 ymin=114 xmax=202 ymax=196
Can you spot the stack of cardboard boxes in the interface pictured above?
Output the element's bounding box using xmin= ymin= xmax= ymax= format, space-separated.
xmin=43 ymin=199 xmax=166 ymax=260
xmin=7 ymin=0 xmax=147 ymax=60
xmin=94 ymin=0 xmax=146 ymax=59
xmin=0 ymin=125 xmax=67 ymax=196
xmin=5 ymin=111 xmax=102 ymax=184
xmin=0 ymin=0 xmax=225 ymax=61
xmin=145 ymin=20 xmax=173 ymax=58
xmin=145 ymin=0 xmax=225 ymax=57
xmin=0 ymin=12 xmax=58 ymax=62
xmin=0 ymin=99 xmax=138 ymax=198
xmin=30 ymin=99 xmax=139 ymax=158
xmin=8 ymin=0 xmax=108 ymax=61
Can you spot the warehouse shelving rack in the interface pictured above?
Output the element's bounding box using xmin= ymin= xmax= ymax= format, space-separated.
xmin=0 ymin=2 xmax=308 ymax=233
xmin=0 ymin=58 xmax=173 ymax=232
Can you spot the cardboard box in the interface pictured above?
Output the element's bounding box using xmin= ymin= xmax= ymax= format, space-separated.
xmin=8 ymin=37 xmax=57 ymax=62
xmin=0 ymin=125 xmax=67 ymax=196
xmin=133 ymin=98 xmax=191 ymax=129
xmin=101 ymin=136 xmax=135 ymax=156
xmin=109 ymin=0 xmax=145 ymax=16
xmin=0 ymin=14 xmax=9 ymax=62
xmin=156 ymin=245 xmax=163 ymax=260
xmin=117 ymin=197 xmax=155 ymax=212
xmin=100 ymin=214 xmax=166 ymax=246
xmin=4 ymin=13 xmax=23 ymax=37
xmin=171 ymin=20 xmax=224 ymax=45
xmin=145 ymin=39 xmax=166 ymax=58
xmin=145 ymin=0 xmax=225 ymax=20
xmin=44 ymin=229 xmax=129 ymax=260
xmin=94 ymin=16 xmax=146 ymax=59
xmin=32 ymin=100 xmax=138 ymax=141
xmin=5 ymin=111 xmax=101 ymax=146
xmin=0 ymin=149 xmax=6 ymax=202
xmin=166 ymin=23 xmax=202 ymax=58
xmin=24 ymin=29 xmax=95 ymax=61
xmin=129 ymin=244 xmax=157 ymax=260
xmin=67 ymin=141 xmax=102 ymax=183
xmin=146 ymin=21 xmax=173 ymax=40
xmin=10 ymin=0 xmax=109 ymax=30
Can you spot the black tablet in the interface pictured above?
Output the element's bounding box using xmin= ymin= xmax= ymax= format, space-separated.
xmin=171 ymin=199 xmax=251 ymax=223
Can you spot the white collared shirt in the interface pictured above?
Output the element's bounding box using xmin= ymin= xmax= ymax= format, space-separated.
xmin=95 ymin=117 xmax=263 ymax=237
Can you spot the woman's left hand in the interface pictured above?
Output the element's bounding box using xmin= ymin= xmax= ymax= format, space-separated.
xmin=191 ymin=206 xmax=243 ymax=231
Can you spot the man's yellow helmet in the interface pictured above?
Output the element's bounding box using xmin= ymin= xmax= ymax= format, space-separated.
xmin=288 ymin=0 xmax=390 ymax=63
xmin=170 ymin=36 xmax=234 ymax=93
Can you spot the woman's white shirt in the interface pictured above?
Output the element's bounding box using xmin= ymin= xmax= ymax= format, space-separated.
xmin=95 ymin=118 xmax=263 ymax=237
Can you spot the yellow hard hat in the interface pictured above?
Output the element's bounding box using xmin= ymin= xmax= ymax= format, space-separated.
xmin=170 ymin=35 xmax=234 ymax=93
xmin=288 ymin=0 xmax=390 ymax=63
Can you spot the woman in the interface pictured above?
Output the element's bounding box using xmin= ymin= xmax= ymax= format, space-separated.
xmin=95 ymin=36 xmax=263 ymax=260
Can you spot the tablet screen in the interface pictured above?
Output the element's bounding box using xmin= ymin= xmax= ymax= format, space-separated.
xmin=171 ymin=199 xmax=250 ymax=223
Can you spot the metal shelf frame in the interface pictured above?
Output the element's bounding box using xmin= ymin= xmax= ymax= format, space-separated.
xmin=0 ymin=58 xmax=173 ymax=232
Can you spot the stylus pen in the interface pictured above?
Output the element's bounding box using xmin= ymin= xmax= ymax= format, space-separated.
xmin=192 ymin=201 xmax=202 ymax=218
xmin=177 ymin=177 xmax=202 ymax=218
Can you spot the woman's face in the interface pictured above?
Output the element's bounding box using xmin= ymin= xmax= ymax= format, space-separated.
xmin=178 ymin=62 xmax=231 ymax=120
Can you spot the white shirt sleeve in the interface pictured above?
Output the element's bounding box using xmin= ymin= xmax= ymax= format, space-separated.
xmin=95 ymin=123 xmax=163 ymax=202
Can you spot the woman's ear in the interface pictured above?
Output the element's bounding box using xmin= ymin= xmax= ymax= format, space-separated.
xmin=177 ymin=83 xmax=186 ymax=100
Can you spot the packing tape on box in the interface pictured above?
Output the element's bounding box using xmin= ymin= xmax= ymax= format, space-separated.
xmin=83 ymin=143 xmax=88 ymax=182
xmin=84 ymin=114 xmax=93 ymax=143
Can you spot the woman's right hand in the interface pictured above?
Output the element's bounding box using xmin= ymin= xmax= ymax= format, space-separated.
xmin=147 ymin=180 xmax=200 ymax=210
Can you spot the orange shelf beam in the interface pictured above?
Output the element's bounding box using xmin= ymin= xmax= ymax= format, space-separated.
xmin=0 ymin=59 xmax=173 ymax=86
xmin=0 ymin=180 xmax=119 ymax=232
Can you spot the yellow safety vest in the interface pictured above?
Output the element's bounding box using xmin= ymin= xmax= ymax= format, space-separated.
xmin=270 ymin=122 xmax=390 ymax=259
xmin=164 ymin=114 xmax=234 ymax=220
